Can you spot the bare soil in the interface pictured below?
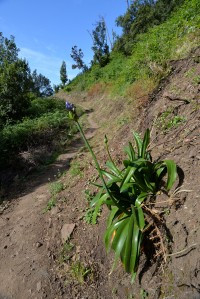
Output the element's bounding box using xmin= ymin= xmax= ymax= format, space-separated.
xmin=0 ymin=48 xmax=200 ymax=299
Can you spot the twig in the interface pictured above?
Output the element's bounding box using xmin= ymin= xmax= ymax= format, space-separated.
xmin=166 ymin=243 xmax=197 ymax=257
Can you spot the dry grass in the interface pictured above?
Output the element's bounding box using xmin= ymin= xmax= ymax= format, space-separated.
xmin=125 ymin=78 xmax=156 ymax=107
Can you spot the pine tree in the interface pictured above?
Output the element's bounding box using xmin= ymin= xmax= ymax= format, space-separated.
xmin=60 ymin=61 xmax=68 ymax=86
xmin=70 ymin=46 xmax=87 ymax=71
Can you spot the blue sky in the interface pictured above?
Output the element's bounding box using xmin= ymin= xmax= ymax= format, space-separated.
xmin=0 ymin=0 xmax=126 ymax=86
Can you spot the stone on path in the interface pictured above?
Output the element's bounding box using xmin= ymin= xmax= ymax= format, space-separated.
xmin=61 ymin=223 xmax=75 ymax=243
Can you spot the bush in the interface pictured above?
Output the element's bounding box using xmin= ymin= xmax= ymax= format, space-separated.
xmin=27 ymin=97 xmax=65 ymax=118
xmin=0 ymin=111 xmax=75 ymax=168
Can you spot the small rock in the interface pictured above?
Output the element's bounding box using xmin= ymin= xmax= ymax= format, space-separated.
xmin=48 ymin=218 xmax=52 ymax=228
xmin=76 ymin=245 xmax=81 ymax=253
xmin=61 ymin=223 xmax=75 ymax=243
xmin=50 ymin=206 xmax=59 ymax=215
xmin=36 ymin=241 xmax=43 ymax=248
xmin=36 ymin=281 xmax=42 ymax=292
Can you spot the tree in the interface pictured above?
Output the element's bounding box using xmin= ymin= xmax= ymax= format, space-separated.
xmin=114 ymin=0 xmax=185 ymax=55
xmin=0 ymin=33 xmax=54 ymax=128
xmin=31 ymin=70 xmax=53 ymax=97
xmin=0 ymin=32 xmax=19 ymax=65
xmin=70 ymin=46 xmax=87 ymax=71
xmin=0 ymin=58 xmax=32 ymax=126
xmin=60 ymin=61 xmax=68 ymax=86
xmin=0 ymin=33 xmax=33 ymax=126
xmin=90 ymin=18 xmax=110 ymax=67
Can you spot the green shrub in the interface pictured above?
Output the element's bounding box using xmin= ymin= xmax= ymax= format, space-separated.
xmin=67 ymin=0 xmax=200 ymax=95
xmin=27 ymin=97 xmax=65 ymax=118
xmin=0 ymin=111 xmax=76 ymax=167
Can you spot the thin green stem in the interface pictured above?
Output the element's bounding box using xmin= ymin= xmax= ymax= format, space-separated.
xmin=76 ymin=120 xmax=128 ymax=214
xmin=76 ymin=121 xmax=107 ymax=189
xmin=105 ymin=142 xmax=121 ymax=175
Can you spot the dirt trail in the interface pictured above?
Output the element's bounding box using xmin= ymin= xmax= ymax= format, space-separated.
xmin=0 ymin=110 xmax=97 ymax=299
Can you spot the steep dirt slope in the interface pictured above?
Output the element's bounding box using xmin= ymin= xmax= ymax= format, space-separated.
xmin=46 ymin=48 xmax=200 ymax=299
xmin=0 ymin=48 xmax=199 ymax=299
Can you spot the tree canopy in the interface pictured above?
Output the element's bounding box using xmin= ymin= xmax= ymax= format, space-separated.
xmin=91 ymin=18 xmax=110 ymax=67
xmin=31 ymin=69 xmax=53 ymax=97
xmin=60 ymin=61 xmax=68 ymax=86
xmin=70 ymin=46 xmax=87 ymax=72
xmin=0 ymin=32 xmax=53 ymax=128
xmin=114 ymin=0 xmax=185 ymax=55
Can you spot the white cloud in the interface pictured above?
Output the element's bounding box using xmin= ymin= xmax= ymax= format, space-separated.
xmin=19 ymin=47 xmax=75 ymax=85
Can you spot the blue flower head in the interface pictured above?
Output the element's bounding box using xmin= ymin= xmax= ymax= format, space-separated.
xmin=66 ymin=101 xmax=75 ymax=111
xmin=66 ymin=101 xmax=78 ymax=121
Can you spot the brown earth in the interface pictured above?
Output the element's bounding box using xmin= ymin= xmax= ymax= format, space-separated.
xmin=0 ymin=48 xmax=200 ymax=299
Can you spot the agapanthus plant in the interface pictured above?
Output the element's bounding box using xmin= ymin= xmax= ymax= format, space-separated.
xmin=66 ymin=101 xmax=177 ymax=282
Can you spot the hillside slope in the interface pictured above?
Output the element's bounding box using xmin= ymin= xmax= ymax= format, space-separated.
xmin=40 ymin=48 xmax=200 ymax=298
xmin=0 ymin=26 xmax=200 ymax=299
xmin=0 ymin=49 xmax=199 ymax=299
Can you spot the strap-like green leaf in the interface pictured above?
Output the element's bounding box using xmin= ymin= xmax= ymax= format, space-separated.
xmin=107 ymin=206 xmax=120 ymax=228
xmin=104 ymin=214 xmax=127 ymax=251
xmin=120 ymin=182 xmax=133 ymax=193
xmin=130 ymin=230 xmax=143 ymax=283
xmin=111 ymin=217 xmax=130 ymax=271
xmin=101 ymin=169 xmax=119 ymax=181
xmin=111 ymin=217 xmax=129 ymax=252
xmin=129 ymin=222 xmax=140 ymax=273
xmin=106 ymin=160 xmax=121 ymax=176
xmin=124 ymin=142 xmax=136 ymax=161
xmin=120 ymin=166 xmax=135 ymax=190
xmin=163 ymin=160 xmax=177 ymax=191
xmin=92 ymin=193 xmax=108 ymax=224
xmin=90 ymin=189 xmax=103 ymax=207
xmin=135 ymin=194 xmax=146 ymax=230
xmin=133 ymin=131 xmax=142 ymax=157
xmin=123 ymin=213 xmax=135 ymax=272
xmin=141 ymin=129 xmax=150 ymax=159
xmin=135 ymin=192 xmax=148 ymax=206
xmin=143 ymin=174 xmax=156 ymax=193
xmin=136 ymin=206 xmax=145 ymax=230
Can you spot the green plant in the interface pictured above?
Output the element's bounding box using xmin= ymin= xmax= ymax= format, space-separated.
xmin=83 ymin=189 xmax=102 ymax=224
xmin=140 ymin=289 xmax=149 ymax=299
xmin=58 ymin=242 xmax=74 ymax=264
xmin=43 ymin=181 xmax=64 ymax=212
xmin=49 ymin=181 xmax=64 ymax=197
xmin=83 ymin=206 xmax=102 ymax=225
xmin=168 ymin=115 xmax=186 ymax=129
xmin=66 ymin=102 xmax=177 ymax=283
xmin=70 ymin=261 xmax=91 ymax=284
xmin=44 ymin=198 xmax=56 ymax=212
xmin=155 ymin=108 xmax=186 ymax=132
xmin=193 ymin=75 xmax=200 ymax=86
xmin=70 ymin=160 xmax=84 ymax=177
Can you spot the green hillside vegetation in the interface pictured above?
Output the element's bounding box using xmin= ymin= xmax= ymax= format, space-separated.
xmin=0 ymin=0 xmax=199 ymax=173
xmin=0 ymin=0 xmax=200 ymax=296
xmin=67 ymin=0 xmax=200 ymax=96
xmin=0 ymin=34 xmax=79 ymax=169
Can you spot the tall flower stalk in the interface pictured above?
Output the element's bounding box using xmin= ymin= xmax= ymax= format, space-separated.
xmin=65 ymin=101 xmax=128 ymax=214
xmin=65 ymin=101 xmax=177 ymax=283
